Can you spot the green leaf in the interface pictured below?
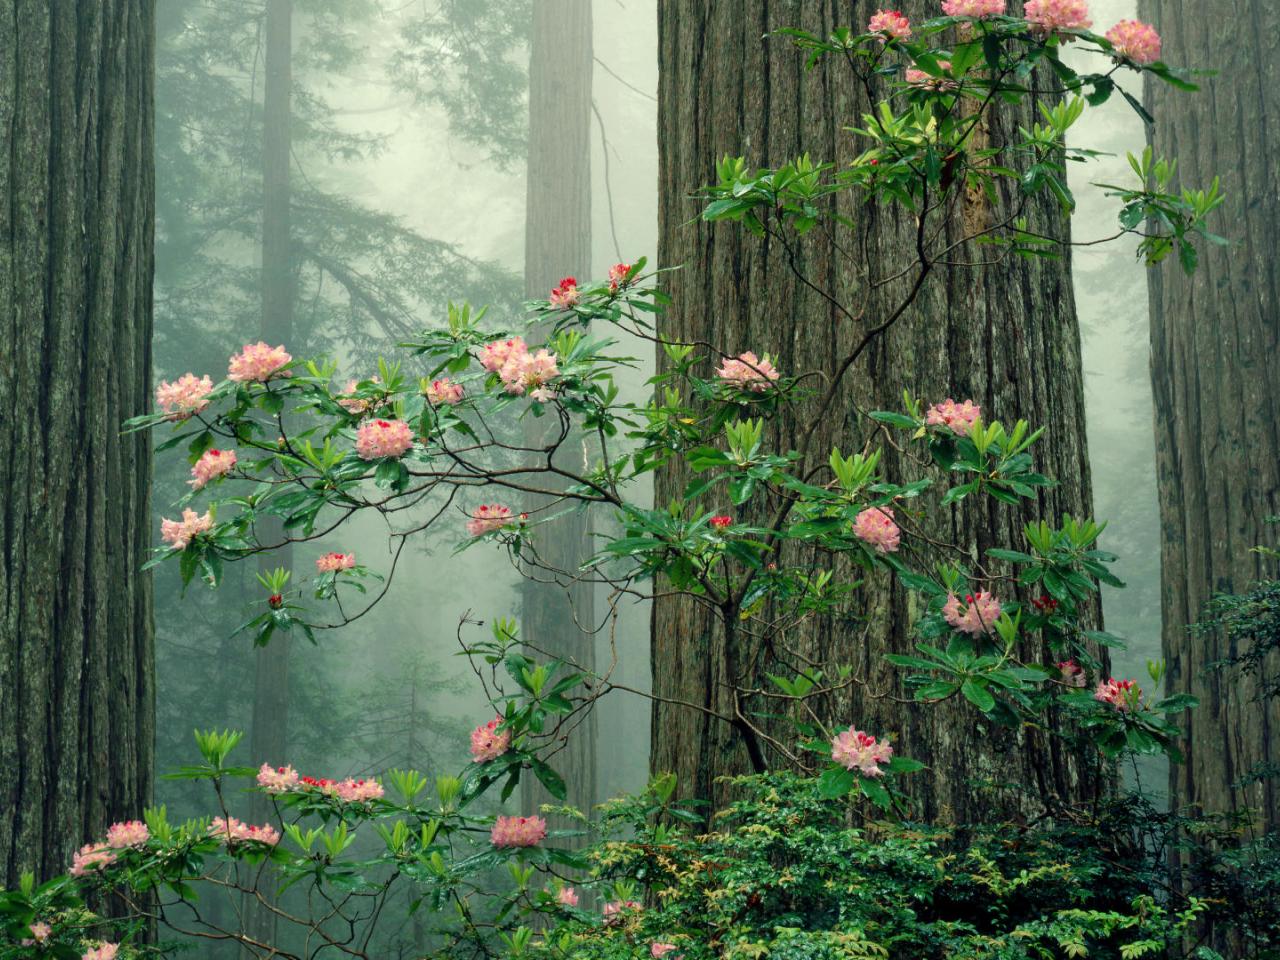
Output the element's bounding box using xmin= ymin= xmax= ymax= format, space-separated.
xmin=961 ymin=678 xmax=996 ymax=712
xmin=817 ymin=766 xmax=856 ymax=799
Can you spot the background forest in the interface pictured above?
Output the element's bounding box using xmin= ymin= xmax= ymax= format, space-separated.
xmin=0 ymin=0 xmax=1276 ymax=958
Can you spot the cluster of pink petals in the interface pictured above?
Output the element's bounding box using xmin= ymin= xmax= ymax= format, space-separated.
xmin=943 ymin=591 xmax=1003 ymax=635
xmin=868 ymin=9 xmax=912 ymax=39
xmin=70 ymin=842 xmax=116 ymax=877
xmin=926 ymin=398 xmax=982 ymax=435
xmin=716 ymin=351 xmax=780 ymax=392
xmin=549 ymin=276 xmax=580 ymax=309
xmin=337 ymin=376 xmax=383 ymax=416
xmin=853 ymin=506 xmax=901 ymax=554
xmin=155 ymin=373 xmax=214 ymax=419
xmin=22 ymin=921 xmax=51 ymax=946
xmin=105 ymin=820 xmax=150 ymax=849
xmin=1057 ymin=659 xmax=1088 ymax=688
xmin=1094 ymin=677 xmax=1140 ymax=711
xmin=831 ymin=725 xmax=894 ymax=777
xmin=478 ymin=336 xmax=561 ymax=398
xmin=651 ymin=944 xmax=680 ymax=959
xmin=1024 ymin=0 xmax=1091 ymax=33
xmin=316 ymin=552 xmax=356 ymax=573
xmin=1105 ymin=19 xmax=1161 ymax=64
xmin=425 ymin=378 xmax=465 ymax=406
xmin=228 ymin=342 xmax=292 ymax=382
xmin=470 ymin=716 xmax=511 ymax=763
xmin=556 ymin=885 xmax=580 ymax=907
xmin=334 ymin=778 xmax=384 ymax=803
xmin=160 ymin=508 xmax=214 ymax=550
xmin=490 ymin=814 xmax=548 ymax=848
xmin=941 ymin=0 xmax=1006 ymax=15
xmin=608 ymin=263 xmax=632 ymax=292
xmin=209 ymin=816 xmax=281 ymax=846
xmin=81 ymin=944 xmax=119 ymax=960
xmin=467 ymin=504 xmax=514 ymax=537
xmin=257 ymin=763 xmax=301 ymax=793
xmin=355 ymin=418 xmax=415 ymax=460
xmin=905 ymin=62 xmax=957 ymax=89
xmin=190 ymin=448 xmax=237 ymax=490
xmin=603 ymin=900 xmax=643 ymax=923
xmin=709 ymin=515 xmax=733 ymax=530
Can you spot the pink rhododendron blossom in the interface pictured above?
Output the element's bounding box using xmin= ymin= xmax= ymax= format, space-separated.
xmin=549 ymin=276 xmax=580 ymax=309
xmin=604 ymin=900 xmax=643 ymax=923
xmin=105 ymin=820 xmax=149 ymax=849
xmin=941 ymin=0 xmax=1005 ymax=15
xmin=337 ymin=376 xmax=383 ymax=415
xmin=709 ymin=515 xmax=733 ymax=530
xmin=479 ymin=337 xmax=526 ymax=373
xmin=70 ymin=843 xmax=116 ymax=877
xmin=652 ymin=944 xmax=680 ymax=959
xmin=868 ymin=8 xmax=912 ymax=39
xmin=608 ymin=262 xmax=632 ymax=291
xmin=716 ymin=351 xmax=780 ymax=392
xmin=557 ymin=886 xmax=580 ymax=907
xmin=316 ymin=552 xmax=356 ymax=573
xmin=160 ymin=509 xmax=214 ymax=550
xmin=1024 ymin=0 xmax=1091 ymax=33
xmin=425 ymin=378 xmax=465 ymax=405
xmin=1057 ymin=660 xmax=1088 ymax=688
xmin=943 ymin=591 xmax=1003 ymax=635
xmin=504 ymin=349 xmax=560 ymax=396
xmin=1094 ymin=677 xmax=1141 ymax=711
xmin=530 ymin=385 xmax=557 ymax=403
xmin=853 ymin=506 xmax=901 ymax=554
xmin=831 ymin=726 xmax=894 ymax=777
xmin=1105 ymin=19 xmax=1161 ymax=64
xmin=905 ymin=62 xmax=956 ymax=89
xmin=356 ymin=418 xmax=414 ymax=460
xmin=257 ymin=763 xmax=300 ymax=793
xmin=209 ymin=816 xmax=281 ymax=846
xmin=490 ymin=814 xmax=548 ymax=848
xmin=228 ymin=341 xmax=292 ymax=382
xmin=155 ymin=373 xmax=214 ymax=419
xmin=82 ymin=944 xmax=119 ymax=960
xmin=926 ymin=397 xmax=981 ymax=435
xmin=22 ymin=921 xmax=51 ymax=946
xmin=470 ymin=716 xmax=511 ymax=763
xmin=467 ymin=504 xmax=513 ymax=537
xmin=190 ymin=448 xmax=237 ymax=489
xmin=334 ymin=778 xmax=384 ymax=803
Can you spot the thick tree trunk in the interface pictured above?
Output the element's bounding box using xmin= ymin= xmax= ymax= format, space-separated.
xmin=0 ymin=0 xmax=156 ymax=884
xmin=521 ymin=0 xmax=597 ymax=830
xmin=1140 ymin=0 xmax=1280 ymax=834
xmin=652 ymin=0 xmax=1105 ymax=824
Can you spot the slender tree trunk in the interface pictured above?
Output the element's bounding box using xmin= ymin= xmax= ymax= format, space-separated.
xmin=1140 ymin=0 xmax=1280 ymax=840
xmin=521 ymin=0 xmax=597 ymax=832
xmin=0 ymin=0 xmax=156 ymax=885
xmin=243 ymin=0 xmax=292 ymax=950
xmin=652 ymin=0 xmax=1105 ymax=824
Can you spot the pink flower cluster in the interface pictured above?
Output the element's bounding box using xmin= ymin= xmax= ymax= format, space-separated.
xmin=82 ymin=944 xmax=119 ymax=960
xmin=853 ymin=506 xmax=901 ymax=554
xmin=868 ymin=9 xmax=912 ymax=39
xmin=831 ymin=725 xmax=894 ymax=777
xmin=943 ymin=591 xmax=1003 ymax=635
xmin=905 ymin=62 xmax=956 ymax=89
xmin=467 ymin=504 xmax=513 ymax=537
xmin=425 ymin=378 xmax=465 ymax=406
xmin=608 ymin=262 xmax=632 ymax=292
xmin=22 ymin=921 xmax=51 ymax=946
xmin=190 ymin=448 xmax=237 ymax=489
xmin=557 ymin=885 xmax=580 ymax=907
xmin=70 ymin=843 xmax=116 ymax=877
xmin=1024 ymin=0 xmax=1091 ymax=33
xmin=490 ymin=814 xmax=548 ymax=848
xmin=652 ymin=944 xmax=680 ymax=959
xmin=257 ymin=763 xmax=300 ymax=793
xmin=479 ymin=336 xmax=560 ymax=398
xmin=1057 ymin=659 xmax=1088 ymax=688
xmin=155 ymin=373 xmax=213 ymax=419
xmin=716 ymin=351 xmax=780 ymax=392
xmin=926 ymin=398 xmax=981 ymax=435
xmin=316 ymin=552 xmax=356 ymax=573
xmin=355 ymin=418 xmax=415 ymax=460
xmin=549 ymin=276 xmax=580 ymax=309
xmin=470 ymin=716 xmax=511 ymax=763
xmin=604 ymin=900 xmax=643 ymax=923
xmin=941 ymin=0 xmax=1006 ymax=15
xmin=709 ymin=515 xmax=733 ymax=530
xmin=72 ymin=819 xmax=151 ymax=875
xmin=337 ymin=376 xmax=383 ymax=416
xmin=160 ymin=509 xmax=214 ymax=550
xmin=209 ymin=816 xmax=281 ymax=846
xmin=105 ymin=820 xmax=150 ymax=849
xmin=295 ymin=775 xmax=386 ymax=803
xmin=1094 ymin=677 xmax=1140 ymax=711
xmin=228 ymin=342 xmax=292 ymax=382
xmin=1105 ymin=19 xmax=1161 ymax=64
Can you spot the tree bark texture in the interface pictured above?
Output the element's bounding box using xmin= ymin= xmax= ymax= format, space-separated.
xmin=521 ymin=0 xmax=597 ymax=832
xmin=0 ymin=0 xmax=156 ymax=884
xmin=1140 ymin=0 xmax=1280 ymax=833
xmin=652 ymin=0 xmax=1106 ymax=825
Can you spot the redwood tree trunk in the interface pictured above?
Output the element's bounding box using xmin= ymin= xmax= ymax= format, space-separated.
xmin=652 ymin=0 xmax=1104 ymax=824
xmin=0 ymin=0 xmax=156 ymax=883
xmin=521 ymin=0 xmax=597 ymax=830
xmin=1141 ymin=0 xmax=1280 ymax=833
